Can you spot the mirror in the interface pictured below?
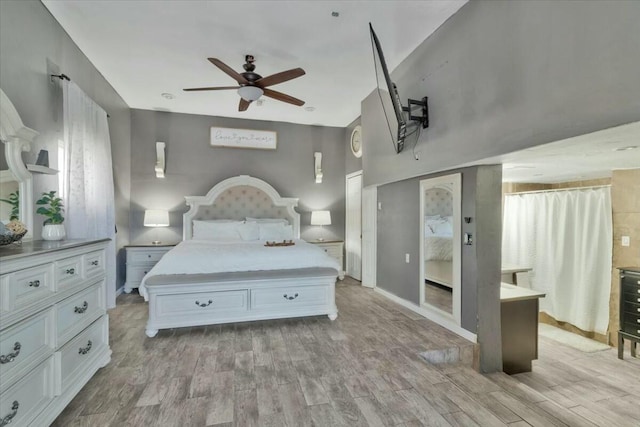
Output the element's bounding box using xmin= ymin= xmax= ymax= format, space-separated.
xmin=420 ymin=173 xmax=461 ymax=324
xmin=0 ymin=88 xmax=37 ymax=239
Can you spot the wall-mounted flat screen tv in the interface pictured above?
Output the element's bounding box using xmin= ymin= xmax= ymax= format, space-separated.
xmin=370 ymin=23 xmax=407 ymax=154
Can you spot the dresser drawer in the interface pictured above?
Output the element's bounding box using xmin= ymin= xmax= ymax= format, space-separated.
xmin=622 ymin=321 xmax=640 ymax=336
xmin=84 ymin=250 xmax=105 ymax=278
xmin=155 ymin=290 xmax=248 ymax=319
xmin=0 ymin=309 xmax=54 ymax=393
xmin=2 ymin=264 xmax=54 ymax=311
xmin=623 ymin=299 xmax=640 ymax=315
xmin=252 ymin=285 xmax=329 ymax=310
xmin=56 ymin=282 xmax=105 ymax=345
xmin=55 ymin=256 xmax=83 ymax=290
xmin=59 ymin=316 xmax=108 ymax=392
xmin=0 ymin=356 xmax=55 ymax=427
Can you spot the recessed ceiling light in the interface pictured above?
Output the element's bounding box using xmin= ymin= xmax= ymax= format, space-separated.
xmin=161 ymin=93 xmax=175 ymax=99
xmin=614 ymin=145 xmax=637 ymax=151
xmin=331 ymin=11 xmax=339 ymax=17
xmin=305 ymin=106 xmax=315 ymax=112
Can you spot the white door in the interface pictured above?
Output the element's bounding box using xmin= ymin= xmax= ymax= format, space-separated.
xmin=361 ymin=186 xmax=377 ymax=288
xmin=346 ymin=171 xmax=362 ymax=280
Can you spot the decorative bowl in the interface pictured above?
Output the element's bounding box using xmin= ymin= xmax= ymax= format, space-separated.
xmin=0 ymin=230 xmax=27 ymax=246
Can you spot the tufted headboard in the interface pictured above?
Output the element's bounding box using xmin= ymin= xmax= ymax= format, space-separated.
xmin=183 ymin=175 xmax=300 ymax=240
xmin=424 ymin=187 xmax=453 ymax=217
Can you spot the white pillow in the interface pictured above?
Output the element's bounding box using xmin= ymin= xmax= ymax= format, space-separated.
xmin=433 ymin=220 xmax=453 ymax=235
xmin=192 ymin=220 xmax=242 ymax=241
xmin=246 ymin=217 xmax=289 ymax=225
xmin=258 ymin=223 xmax=294 ymax=240
xmin=425 ymin=215 xmax=441 ymax=221
xmin=237 ymin=221 xmax=260 ymax=241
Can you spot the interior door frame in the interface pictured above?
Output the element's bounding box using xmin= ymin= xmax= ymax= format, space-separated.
xmin=419 ymin=173 xmax=462 ymax=328
xmin=361 ymin=185 xmax=377 ymax=288
xmin=345 ymin=170 xmax=363 ymax=280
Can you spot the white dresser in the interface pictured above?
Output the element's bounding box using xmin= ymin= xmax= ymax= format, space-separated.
xmin=0 ymin=239 xmax=111 ymax=427
xmin=308 ymin=240 xmax=345 ymax=280
xmin=124 ymin=244 xmax=174 ymax=293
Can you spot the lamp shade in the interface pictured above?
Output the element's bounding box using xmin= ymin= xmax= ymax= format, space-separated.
xmin=237 ymin=86 xmax=264 ymax=101
xmin=144 ymin=209 xmax=169 ymax=227
xmin=310 ymin=210 xmax=331 ymax=226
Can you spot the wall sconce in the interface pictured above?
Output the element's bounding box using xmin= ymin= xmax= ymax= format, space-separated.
xmin=310 ymin=210 xmax=331 ymax=241
xmin=314 ymin=152 xmax=323 ymax=183
xmin=144 ymin=209 xmax=169 ymax=244
xmin=155 ymin=142 xmax=166 ymax=178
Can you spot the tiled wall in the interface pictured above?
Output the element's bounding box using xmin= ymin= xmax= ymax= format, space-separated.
xmin=610 ymin=169 xmax=640 ymax=346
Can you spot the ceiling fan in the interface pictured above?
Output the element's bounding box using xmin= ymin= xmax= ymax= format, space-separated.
xmin=183 ymin=55 xmax=306 ymax=111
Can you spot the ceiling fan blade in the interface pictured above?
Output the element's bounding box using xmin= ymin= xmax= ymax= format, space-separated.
xmin=208 ymin=58 xmax=249 ymax=85
xmin=239 ymin=98 xmax=251 ymax=112
xmin=256 ymin=68 xmax=305 ymax=88
xmin=262 ymin=88 xmax=305 ymax=106
xmin=183 ymin=86 xmax=240 ymax=92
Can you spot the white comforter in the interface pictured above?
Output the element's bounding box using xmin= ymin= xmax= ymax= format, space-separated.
xmin=424 ymin=235 xmax=453 ymax=261
xmin=139 ymin=239 xmax=340 ymax=300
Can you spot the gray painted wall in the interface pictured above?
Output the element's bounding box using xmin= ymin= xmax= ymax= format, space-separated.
xmin=363 ymin=0 xmax=640 ymax=187
xmin=345 ymin=117 xmax=363 ymax=175
xmin=377 ymin=165 xmax=502 ymax=372
xmin=0 ymin=0 xmax=131 ymax=292
xmin=130 ymin=109 xmax=346 ymax=244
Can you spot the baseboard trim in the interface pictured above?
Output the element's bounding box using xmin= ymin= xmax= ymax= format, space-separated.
xmin=115 ymin=286 xmax=124 ymax=297
xmin=374 ymin=287 xmax=477 ymax=343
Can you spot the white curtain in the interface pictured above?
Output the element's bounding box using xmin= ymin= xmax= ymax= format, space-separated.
xmin=502 ymin=187 xmax=612 ymax=334
xmin=62 ymin=82 xmax=116 ymax=308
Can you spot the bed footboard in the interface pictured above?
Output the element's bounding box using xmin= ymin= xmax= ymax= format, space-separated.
xmin=144 ymin=268 xmax=338 ymax=337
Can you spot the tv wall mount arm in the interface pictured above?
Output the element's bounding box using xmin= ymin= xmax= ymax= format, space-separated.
xmin=403 ymin=97 xmax=429 ymax=129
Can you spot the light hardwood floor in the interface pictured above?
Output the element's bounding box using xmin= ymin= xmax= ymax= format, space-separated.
xmin=53 ymin=278 xmax=639 ymax=426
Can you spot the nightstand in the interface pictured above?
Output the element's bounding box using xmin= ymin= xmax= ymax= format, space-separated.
xmin=309 ymin=240 xmax=345 ymax=280
xmin=124 ymin=244 xmax=175 ymax=293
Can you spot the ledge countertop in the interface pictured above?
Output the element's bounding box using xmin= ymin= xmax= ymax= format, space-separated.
xmin=500 ymin=282 xmax=546 ymax=302
xmin=0 ymin=238 xmax=110 ymax=261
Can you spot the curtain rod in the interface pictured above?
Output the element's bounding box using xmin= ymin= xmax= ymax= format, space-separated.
xmin=51 ymin=74 xmax=111 ymax=118
xmin=505 ymin=184 xmax=611 ymax=196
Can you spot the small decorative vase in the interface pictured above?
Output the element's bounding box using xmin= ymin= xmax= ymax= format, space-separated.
xmin=42 ymin=224 xmax=66 ymax=241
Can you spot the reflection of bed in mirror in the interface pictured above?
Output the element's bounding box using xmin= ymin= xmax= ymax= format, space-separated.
xmin=423 ymin=188 xmax=454 ymax=288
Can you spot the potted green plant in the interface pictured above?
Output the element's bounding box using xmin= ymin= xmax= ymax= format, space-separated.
xmin=36 ymin=191 xmax=66 ymax=241
xmin=0 ymin=189 xmax=19 ymax=221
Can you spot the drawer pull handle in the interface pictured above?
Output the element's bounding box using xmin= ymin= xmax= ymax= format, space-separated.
xmin=90 ymin=260 xmax=99 ymax=266
xmin=28 ymin=280 xmax=40 ymax=287
xmin=195 ymin=300 xmax=213 ymax=307
xmin=0 ymin=342 xmax=21 ymax=364
xmin=66 ymin=268 xmax=76 ymax=275
xmin=0 ymin=401 xmax=19 ymax=427
xmin=148 ymin=255 xmax=152 ymax=258
xmin=74 ymin=301 xmax=89 ymax=314
xmin=79 ymin=340 xmax=92 ymax=355
xmin=283 ymin=293 xmax=299 ymax=300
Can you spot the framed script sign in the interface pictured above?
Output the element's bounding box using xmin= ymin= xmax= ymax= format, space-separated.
xmin=210 ymin=127 xmax=277 ymax=150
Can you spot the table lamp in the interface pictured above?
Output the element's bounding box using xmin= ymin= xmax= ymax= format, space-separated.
xmin=144 ymin=209 xmax=169 ymax=245
xmin=310 ymin=210 xmax=331 ymax=241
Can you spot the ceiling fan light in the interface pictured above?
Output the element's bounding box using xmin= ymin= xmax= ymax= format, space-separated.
xmin=238 ymin=86 xmax=263 ymax=101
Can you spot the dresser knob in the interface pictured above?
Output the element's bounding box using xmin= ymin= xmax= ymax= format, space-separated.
xmin=0 ymin=342 xmax=21 ymax=364
xmin=28 ymin=280 xmax=40 ymax=287
xmin=90 ymin=260 xmax=99 ymax=266
xmin=78 ymin=340 xmax=92 ymax=355
xmin=0 ymin=401 xmax=19 ymax=426
xmin=66 ymin=268 xmax=75 ymax=275
xmin=74 ymin=301 xmax=89 ymax=314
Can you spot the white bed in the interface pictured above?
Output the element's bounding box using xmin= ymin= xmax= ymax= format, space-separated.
xmin=142 ymin=175 xmax=340 ymax=337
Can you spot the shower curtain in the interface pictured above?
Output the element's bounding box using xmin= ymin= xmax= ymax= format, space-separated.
xmin=62 ymin=82 xmax=116 ymax=308
xmin=502 ymin=187 xmax=612 ymax=334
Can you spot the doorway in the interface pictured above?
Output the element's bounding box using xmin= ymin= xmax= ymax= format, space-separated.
xmin=346 ymin=170 xmax=362 ymax=280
